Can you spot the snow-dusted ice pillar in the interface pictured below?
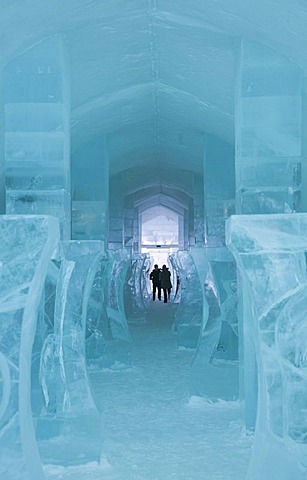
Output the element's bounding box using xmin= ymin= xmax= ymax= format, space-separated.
xmin=0 ymin=215 xmax=59 ymax=480
xmin=38 ymin=241 xmax=104 ymax=465
xmin=4 ymin=36 xmax=71 ymax=239
xmin=227 ymin=214 xmax=307 ymax=480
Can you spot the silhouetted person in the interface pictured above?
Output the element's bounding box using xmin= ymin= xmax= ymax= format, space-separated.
xmin=160 ymin=264 xmax=172 ymax=303
xmin=150 ymin=264 xmax=161 ymax=301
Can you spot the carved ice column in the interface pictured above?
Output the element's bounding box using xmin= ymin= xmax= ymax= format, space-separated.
xmin=0 ymin=215 xmax=59 ymax=480
xmin=38 ymin=240 xmax=104 ymax=465
xmin=227 ymin=214 xmax=307 ymax=480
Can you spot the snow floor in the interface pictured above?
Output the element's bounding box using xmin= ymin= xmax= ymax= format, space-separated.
xmin=45 ymin=301 xmax=253 ymax=480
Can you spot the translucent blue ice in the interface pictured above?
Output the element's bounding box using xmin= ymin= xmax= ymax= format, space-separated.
xmin=0 ymin=215 xmax=59 ymax=480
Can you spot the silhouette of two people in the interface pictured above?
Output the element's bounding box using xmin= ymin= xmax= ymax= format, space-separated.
xmin=150 ymin=263 xmax=172 ymax=303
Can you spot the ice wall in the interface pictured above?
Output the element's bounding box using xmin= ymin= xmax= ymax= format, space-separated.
xmin=0 ymin=215 xmax=59 ymax=480
xmin=4 ymin=36 xmax=71 ymax=239
xmin=227 ymin=214 xmax=307 ymax=480
xmin=235 ymin=40 xmax=302 ymax=215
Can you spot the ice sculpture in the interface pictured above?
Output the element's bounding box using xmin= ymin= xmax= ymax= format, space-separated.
xmin=227 ymin=214 xmax=307 ymax=480
xmin=189 ymin=249 xmax=239 ymax=400
xmin=106 ymin=250 xmax=132 ymax=341
xmin=105 ymin=249 xmax=132 ymax=367
xmin=169 ymin=251 xmax=203 ymax=348
xmin=125 ymin=253 xmax=150 ymax=323
xmin=0 ymin=215 xmax=59 ymax=480
xmin=85 ymin=258 xmax=109 ymax=369
xmin=209 ymin=261 xmax=238 ymax=362
xmin=31 ymin=261 xmax=60 ymax=419
xmin=38 ymin=240 xmax=104 ymax=466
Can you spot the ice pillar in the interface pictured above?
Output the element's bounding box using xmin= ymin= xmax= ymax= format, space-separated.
xmin=4 ymin=36 xmax=71 ymax=239
xmin=235 ymin=40 xmax=302 ymax=214
xmin=108 ymin=176 xmax=124 ymax=249
xmin=72 ymin=138 xmax=109 ymax=243
xmin=227 ymin=214 xmax=307 ymax=480
xmin=0 ymin=215 xmax=59 ymax=480
xmin=193 ymin=174 xmax=205 ymax=246
xmin=235 ymin=41 xmax=303 ymax=430
xmin=123 ymin=194 xmax=134 ymax=250
xmin=204 ymin=135 xmax=235 ymax=246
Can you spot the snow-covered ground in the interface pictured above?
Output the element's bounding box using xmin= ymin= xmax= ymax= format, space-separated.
xmin=45 ymin=302 xmax=252 ymax=480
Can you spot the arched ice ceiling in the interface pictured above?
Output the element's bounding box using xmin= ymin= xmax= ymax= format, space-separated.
xmin=2 ymin=0 xmax=307 ymax=176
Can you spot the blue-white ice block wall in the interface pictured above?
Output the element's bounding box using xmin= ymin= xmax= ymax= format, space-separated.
xmin=72 ymin=138 xmax=109 ymax=242
xmin=235 ymin=40 xmax=303 ymax=214
xmin=203 ymin=135 xmax=235 ymax=246
xmin=4 ymin=36 xmax=71 ymax=239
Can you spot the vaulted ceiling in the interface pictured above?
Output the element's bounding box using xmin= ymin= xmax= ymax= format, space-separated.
xmin=2 ymin=0 xmax=307 ymax=177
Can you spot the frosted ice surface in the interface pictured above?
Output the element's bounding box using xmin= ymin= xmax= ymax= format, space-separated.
xmin=0 ymin=215 xmax=60 ymax=480
xmin=227 ymin=213 xmax=307 ymax=480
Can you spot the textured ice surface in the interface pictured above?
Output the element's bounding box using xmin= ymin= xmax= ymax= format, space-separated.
xmin=38 ymin=241 xmax=104 ymax=466
xmin=104 ymin=250 xmax=133 ymax=368
xmin=189 ymin=248 xmax=239 ymax=400
xmin=125 ymin=254 xmax=150 ymax=323
xmin=0 ymin=215 xmax=60 ymax=480
xmin=169 ymin=251 xmax=203 ymax=348
xmin=227 ymin=214 xmax=307 ymax=480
